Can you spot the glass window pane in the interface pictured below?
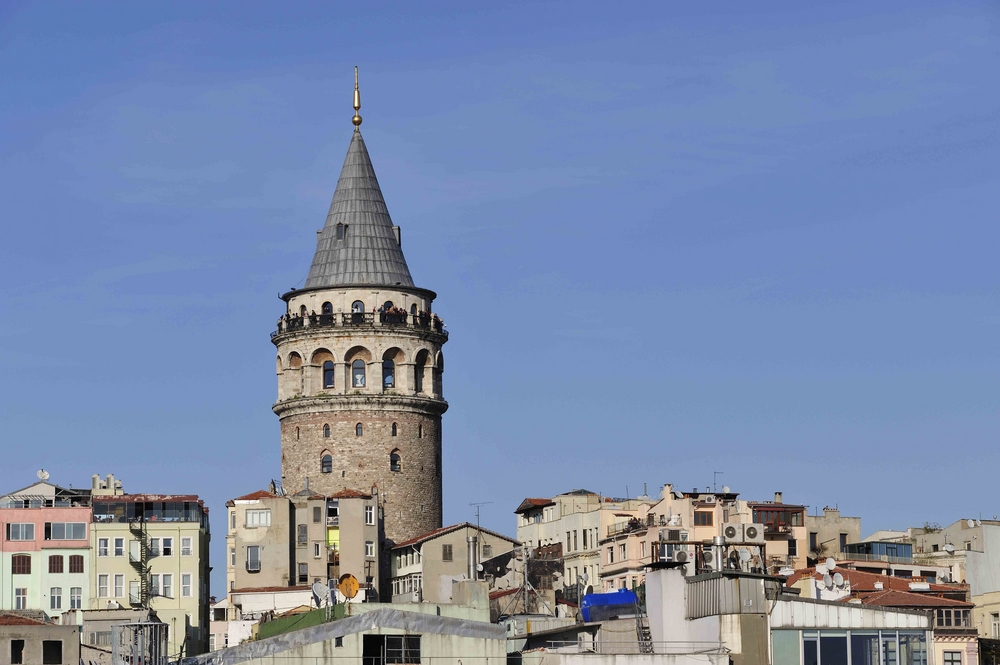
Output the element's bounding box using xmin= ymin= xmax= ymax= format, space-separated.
xmin=851 ymin=633 xmax=880 ymax=665
xmin=773 ymin=631 xmax=801 ymax=665
xmin=804 ymin=638 xmax=818 ymax=665
xmin=821 ymin=635 xmax=848 ymax=665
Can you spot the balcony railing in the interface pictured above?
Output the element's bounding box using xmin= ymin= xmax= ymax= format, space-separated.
xmin=839 ymin=552 xmax=915 ymax=565
xmin=327 ymin=516 xmax=339 ymax=526
xmin=273 ymin=312 xmax=447 ymax=339
xmin=608 ymin=519 xmax=647 ymax=537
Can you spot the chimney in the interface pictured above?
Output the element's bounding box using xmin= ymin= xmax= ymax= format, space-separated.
xmin=774 ymin=492 xmax=783 ymax=504
xmin=92 ymin=475 xmax=100 ymax=491
xmin=467 ymin=535 xmax=479 ymax=580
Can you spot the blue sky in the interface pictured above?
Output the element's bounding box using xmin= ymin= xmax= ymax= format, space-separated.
xmin=1 ymin=2 xmax=998 ymax=595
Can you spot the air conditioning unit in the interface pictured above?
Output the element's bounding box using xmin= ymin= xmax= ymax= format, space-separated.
xmin=743 ymin=524 xmax=765 ymax=544
xmin=659 ymin=529 xmax=689 ymax=542
xmin=723 ymin=523 xmax=743 ymax=542
xmin=665 ymin=543 xmax=688 ymax=559
xmin=672 ymin=549 xmax=689 ymax=563
xmin=703 ymin=548 xmax=722 ymax=572
xmin=704 ymin=495 xmax=717 ymax=504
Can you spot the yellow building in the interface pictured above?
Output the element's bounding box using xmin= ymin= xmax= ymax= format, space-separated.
xmin=89 ymin=474 xmax=210 ymax=659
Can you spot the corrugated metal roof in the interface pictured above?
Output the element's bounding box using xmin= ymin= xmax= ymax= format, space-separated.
xmin=303 ymin=130 xmax=414 ymax=290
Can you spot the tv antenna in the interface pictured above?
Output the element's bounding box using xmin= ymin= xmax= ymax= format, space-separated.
xmin=470 ymin=502 xmax=492 ymax=530
xmin=713 ymin=471 xmax=723 ymax=492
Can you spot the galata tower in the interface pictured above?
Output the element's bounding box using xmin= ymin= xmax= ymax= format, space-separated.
xmin=272 ymin=71 xmax=447 ymax=545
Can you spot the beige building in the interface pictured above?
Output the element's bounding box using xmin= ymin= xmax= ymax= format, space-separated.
xmin=390 ymin=523 xmax=518 ymax=604
xmin=89 ymin=475 xmax=210 ymax=660
xmin=804 ymin=506 xmax=861 ymax=560
xmin=225 ymin=486 xmax=381 ymax=604
xmin=0 ymin=614 xmax=80 ymax=665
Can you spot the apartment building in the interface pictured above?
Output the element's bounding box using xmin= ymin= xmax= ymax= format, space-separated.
xmin=0 ymin=475 xmax=93 ymax=618
xmin=225 ymin=486 xmax=380 ymax=604
xmin=89 ymin=474 xmax=211 ymax=659
xmin=804 ymin=506 xmax=862 ymax=560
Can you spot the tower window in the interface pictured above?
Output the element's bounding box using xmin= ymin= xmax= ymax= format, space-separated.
xmin=391 ymin=423 xmax=397 ymax=436
xmin=321 ymin=301 xmax=333 ymax=316
xmin=296 ymin=427 xmax=300 ymax=440
xmin=410 ymin=304 xmax=417 ymax=315
xmin=299 ymin=305 xmax=307 ymax=316
xmin=383 ymin=301 xmax=394 ymax=311
xmin=336 ymin=223 xmax=347 ymax=240
xmin=383 ymin=359 xmax=395 ymax=389
xmin=352 ymin=359 xmax=366 ymax=387
xmin=351 ymin=300 xmax=365 ymax=314
xmin=321 ymin=455 xmax=333 ymax=474
xmin=323 ymin=361 xmax=335 ymax=388
xmin=323 ymin=424 xmax=330 ymax=438
xmin=356 ymin=423 xmax=363 ymax=437
xmin=390 ymin=450 xmax=401 ymax=472
xmin=418 ymin=424 xmax=422 ymax=439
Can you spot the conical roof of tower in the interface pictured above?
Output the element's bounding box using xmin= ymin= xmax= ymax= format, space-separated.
xmin=304 ymin=130 xmax=414 ymax=289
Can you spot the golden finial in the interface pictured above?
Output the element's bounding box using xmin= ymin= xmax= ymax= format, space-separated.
xmin=352 ymin=66 xmax=362 ymax=129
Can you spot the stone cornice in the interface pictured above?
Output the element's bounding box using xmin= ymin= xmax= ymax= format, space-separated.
xmin=273 ymin=393 xmax=449 ymax=418
xmin=271 ymin=325 xmax=447 ymax=348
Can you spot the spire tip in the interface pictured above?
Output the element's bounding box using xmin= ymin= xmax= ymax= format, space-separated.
xmin=352 ymin=66 xmax=362 ymax=128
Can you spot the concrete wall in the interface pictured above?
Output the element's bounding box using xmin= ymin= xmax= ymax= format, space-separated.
xmin=229 ymin=496 xmax=293 ymax=590
xmin=419 ymin=526 xmax=517 ymax=604
xmin=804 ymin=508 xmax=862 ymax=557
xmin=0 ymin=623 xmax=80 ymax=665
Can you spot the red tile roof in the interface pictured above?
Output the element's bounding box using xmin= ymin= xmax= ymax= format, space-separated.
xmin=858 ymin=589 xmax=972 ymax=608
xmin=787 ymin=567 xmax=962 ymax=594
xmin=230 ymin=586 xmax=312 ymax=594
xmin=329 ymin=489 xmax=371 ymax=499
xmin=393 ymin=522 xmax=520 ymax=549
xmin=514 ymin=498 xmax=554 ymax=514
xmin=0 ymin=614 xmax=46 ymax=625
xmin=232 ymin=490 xmax=279 ymax=502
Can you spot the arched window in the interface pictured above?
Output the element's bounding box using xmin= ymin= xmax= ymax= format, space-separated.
xmin=336 ymin=223 xmax=347 ymax=240
xmin=390 ymin=450 xmax=401 ymax=472
xmin=383 ymin=359 xmax=395 ymax=389
xmin=391 ymin=423 xmax=397 ymax=436
xmin=322 ymin=302 xmax=333 ymax=315
xmin=351 ymin=301 xmax=365 ymax=313
xmin=323 ymin=424 xmax=331 ymax=438
xmin=410 ymin=304 xmax=417 ymax=315
xmin=352 ymin=359 xmax=366 ymax=388
xmin=383 ymin=301 xmax=394 ymax=311
xmin=323 ymin=361 xmax=335 ymax=389
xmin=321 ymin=455 xmax=333 ymax=474
xmin=299 ymin=305 xmax=307 ymax=316
xmin=355 ymin=423 xmax=363 ymax=437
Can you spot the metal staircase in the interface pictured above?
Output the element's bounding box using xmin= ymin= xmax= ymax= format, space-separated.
xmin=634 ymin=600 xmax=654 ymax=654
xmin=128 ymin=518 xmax=151 ymax=608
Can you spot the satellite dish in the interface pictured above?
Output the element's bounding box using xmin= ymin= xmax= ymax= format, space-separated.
xmin=476 ymin=563 xmax=484 ymax=572
xmin=778 ymin=567 xmax=795 ymax=577
xmin=721 ymin=486 xmax=731 ymax=494
xmin=825 ymin=557 xmax=836 ymax=571
xmin=739 ymin=548 xmax=752 ymax=563
xmin=581 ymin=572 xmax=589 ymax=584
xmin=311 ymin=581 xmax=327 ymax=606
xmin=833 ymin=572 xmax=845 ymax=587
xmin=338 ymin=574 xmax=360 ymax=600
xmin=816 ymin=564 xmax=828 ymax=575
xmin=823 ymin=574 xmax=833 ymax=589
xmin=37 ymin=469 xmax=49 ymax=481
xmin=944 ymin=543 xmax=955 ymax=553
xmin=968 ymin=519 xmax=976 ymax=528
xmin=976 ymin=520 xmax=982 ymax=527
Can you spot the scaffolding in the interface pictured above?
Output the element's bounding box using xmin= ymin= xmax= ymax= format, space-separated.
xmin=112 ymin=621 xmax=168 ymax=665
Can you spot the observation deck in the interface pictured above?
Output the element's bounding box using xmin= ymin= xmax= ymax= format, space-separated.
xmin=271 ymin=311 xmax=447 ymax=343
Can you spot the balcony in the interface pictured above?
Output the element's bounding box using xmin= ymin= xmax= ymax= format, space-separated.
xmin=272 ymin=312 xmax=447 ymax=340
xmin=607 ymin=518 xmax=647 ymax=538
xmin=839 ymin=552 xmax=915 ymax=565
xmin=327 ymin=516 xmax=339 ymax=527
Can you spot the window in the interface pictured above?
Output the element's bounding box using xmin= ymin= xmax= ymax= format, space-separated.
xmin=149 ymin=538 xmax=161 ymax=555
xmin=298 ymin=563 xmax=308 ymax=584
xmin=129 ymin=581 xmax=140 ymax=604
xmin=619 ymin=543 xmax=627 ymax=560
xmin=418 ymin=424 xmax=422 ymax=438
xmin=70 ymin=587 xmax=81 ymax=609
xmin=14 ymin=588 xmax=27 ymax=610
xmin=50 ymin=587 xmax=62 ymax=610
xmin=351 ymin=299 xmax=364 ymax=313
xmin=98 ymin=537 xmax=109 ymax=556
xmin=365 ymin=505 xmax=375 ymax=525
xmin=150 ymin=574 xmax=160 ymax=597
xmin=162 ymin=574 xmax=172 ymax=598
xmin=162 ymin=538 xmax=173 ymax=556
xmin=352 ymin=359 xmax=366 ymax=387
xmin=640 ymin=541 xmax=647 ymax=558
xmin=356 ymin=423 xmax=363 ymax=436
xmin=321 ymin=455 xmax=333 ymax=474
xmin=322 ymin=302 xmax=333 ymax=315
xmin=44 ymin=522 xmax=86 ymax=540
xmin=98 ymin=575 xmax=109 ymax=597
xmin=230 ymin=547 xmax=236 ymax=566
xmin=230 ymin=511 xmax=236 ymax=531
xmin=442 ymin=544 xmax=453 ymax=562
xmin=335 ymin=636 xmax=344 ymax=648
xmin=182 ymin=574 xmax=192 ymax=598
xmin=809 ymin=532 xmax=818 ymax=551
xmin=209 ymin=635 xmax=216 ymax=652
xmin=10 ymin=639 xmax=24 ymax=664
xmin=11 ymin=555 xmax=30 ymax=575
xmin=566 ymin=532 xmax=571 ymax=551
xmin=390 ymin=450 xmax=401 ymax=472
xmin=366 ymin=541 xmax=375 ymax=557
xmin=337 ymin=223 xmax=347 ymax=240
xmin=392 ymin=422 xmax=397 ymax=436
xmin=694 ymin=511 xmax=714 ymax=526
xmin=313 ymin=506 xmax=322 ymax=523
xmin=6 ymin=523 xmax=34 ymax=541
xmin=385 ymin=635 xmax=421 ymax=664
xmin=114 ymin=537 xmax=124 ymax=557
xmin=42 ymin=640 xmax=62 ymax=665
xmin=247 ymin=545 xmax=261 ymax=572
xmin=181 ymin=537 xmax=193 ymax=556
xmin=789 ymin=539 xmax=798 ymax=556
xmin=840 ymin=533 xmax=848 ymax=551
xmin=607 ymin=546 xmax=614 ymax=564
xmin=246 ymin=509 xmax=271 ymax=527
xmin=573 ymin=531 xmax=578 ymax=551
xmin=323 ymin=361 xmax=335 ymax=389
xmin=993 ymin=612 xmax=1000 ymax=639
xmin=49 ymin=555 xmax=64 ymax=573
xmin=483 ymin=544 xmax=493 ymax=558
xmin=298 ymin=524 xmax=308 ymax=545
xmin=300 ymin=305 xmax=307 ymax=316
xmin=944 ymin=652 xmax=962 ymax=665
xmin=114 ymin=575 xmax=123 ymax=598
xmin=383 ymin=359 xmax=395 ymax=389
xmin=314 ymin=543 xmax=321 ymax=558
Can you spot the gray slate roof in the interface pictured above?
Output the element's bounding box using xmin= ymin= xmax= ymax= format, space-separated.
xmin=304 ymin=129 xmax=414 ymax=289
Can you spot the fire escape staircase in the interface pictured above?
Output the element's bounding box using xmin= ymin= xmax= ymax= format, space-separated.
xmin=128 ymin=519 xmax=151 ymax=608
xmin=634 ymin=600 xmax=654 ymax=654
